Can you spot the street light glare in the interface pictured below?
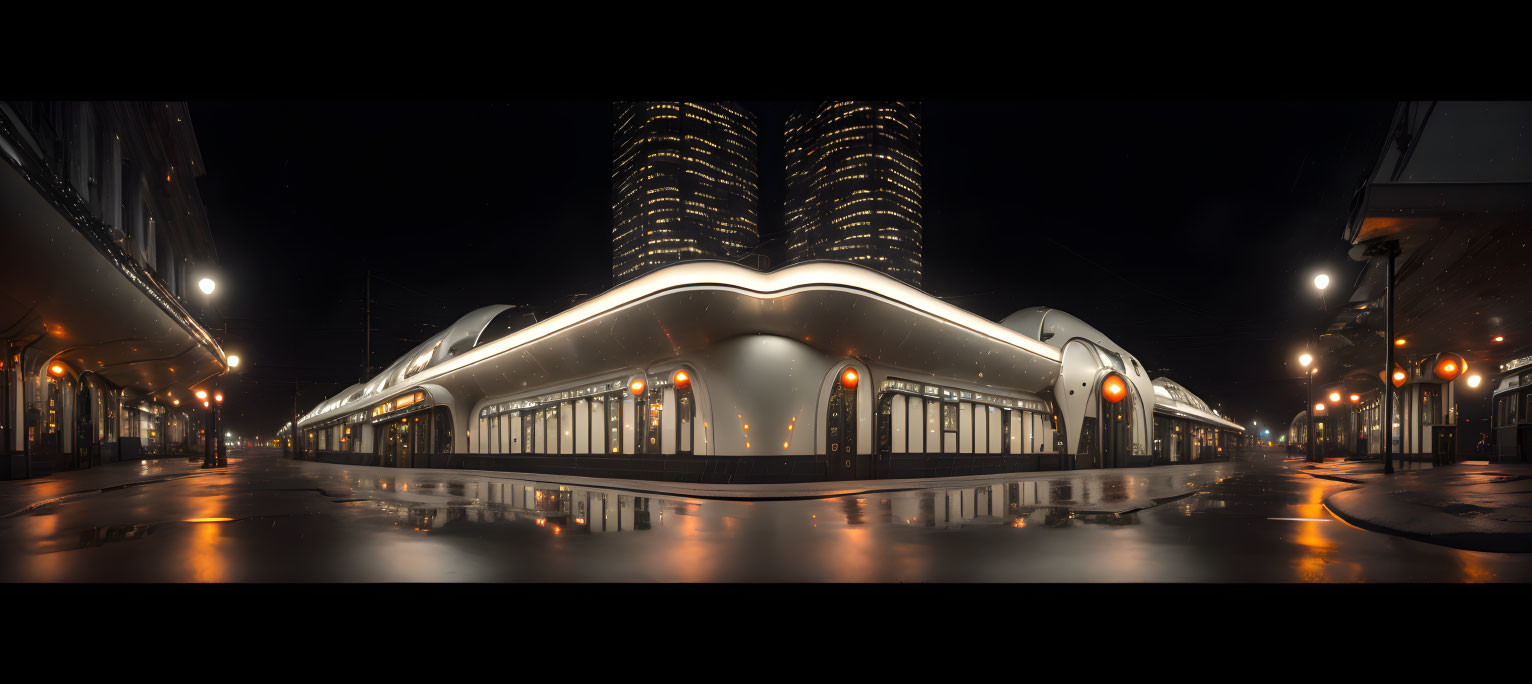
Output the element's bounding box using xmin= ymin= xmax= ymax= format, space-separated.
xmin=227 ymin=355 xmax=240 ymax=369
xmin=198 ymin=277 xmax=216 ymax=295
xmin=1313 ymin=274 xmax=1330 ymax=290
xmin=1299 ymin=353 xmax=1313 ymax=367
xmin=1468 ymin=374 xmax=1482 ymax=388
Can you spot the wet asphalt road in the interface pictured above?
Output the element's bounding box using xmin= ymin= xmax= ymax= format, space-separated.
xmin=2 ymin=447 xmax=1529 ymax=582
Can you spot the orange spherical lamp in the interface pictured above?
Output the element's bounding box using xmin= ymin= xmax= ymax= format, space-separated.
xmin=1433 ymin=352 xmax=1466 ymax=381
xmin=839 ymin=367 xmax=859 ymax=390
xmin=1101 ymin=374 xmax=1127 ymax=403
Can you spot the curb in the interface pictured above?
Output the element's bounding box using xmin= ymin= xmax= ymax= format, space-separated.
xmin=1322 ymin=489 xmax=1532 ymax=554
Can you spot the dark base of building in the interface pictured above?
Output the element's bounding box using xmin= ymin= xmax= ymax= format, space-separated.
xmin=2 ymin=440 xmax=204 ymax=480
xmin=298 ymin=450 xmax=1235 ymax=485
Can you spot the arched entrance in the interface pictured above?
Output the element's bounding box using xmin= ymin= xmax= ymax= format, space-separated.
xmin=826 ymin=365 xmax=861 ymax=480
xmin=1098 ymin=372 xmax=1131 ymax=469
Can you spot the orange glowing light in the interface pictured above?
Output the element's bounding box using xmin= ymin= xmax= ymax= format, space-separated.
xmin=629 ymin=378 xmax=646 ymax=395
xmin=1329 ymin=392 xmax=1341 ymax=403
xmin=195 ymin=390 xmax=208 ymax=400
xmin=672 ymin=369 xmax=690 ymax=388
xmin=173 ymin=399 xmax=181 ymax=406
xmin=1394 ymin=338 xmax=1406 ymax=346
xmin=1494 ymin=335 xmax=1504 ymax=342
xmin=1314 ymin=403 xmax=1325 ymax=412
xmin=1102 ymin=374 xmax=1127 ymax=403
xmin=49 ymin=364 xmax=64 ymax=376
xmin=184 ymin=518 xmax=233 ymax=523
xmin=783 ymin=442 xmax=789 ymax=448
xmin=1434 ymin=353 xmax=1466 ymax=381
xmin=840 ymin=367 xmax=859 ymax=389
xmin=214 ymin=393 xmax=224 ymax=403
xmin=1349 ymin=394 xmax=1360 ymax=403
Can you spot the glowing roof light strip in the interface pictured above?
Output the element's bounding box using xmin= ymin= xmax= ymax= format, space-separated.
xmin=302 ymin=261 xmax=1061 ymax=425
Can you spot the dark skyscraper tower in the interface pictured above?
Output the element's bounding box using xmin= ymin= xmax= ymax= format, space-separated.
xmin=784 ymin=102 xmax=923 ymax=287
xmin=611 ymin=102 xmax=759 ymax=284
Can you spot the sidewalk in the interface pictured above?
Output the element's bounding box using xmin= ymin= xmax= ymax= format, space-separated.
xmin=0 ymin=454 xmax=218 ymax=520
xmin=1320 ymin=463 xmax=1532 ymax=553
xmin=1295 ymin=459 xmax=1439 ymax=484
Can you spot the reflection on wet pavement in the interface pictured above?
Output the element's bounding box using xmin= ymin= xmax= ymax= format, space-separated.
xmin=1 ymin=448 xmax=1529 ymax=582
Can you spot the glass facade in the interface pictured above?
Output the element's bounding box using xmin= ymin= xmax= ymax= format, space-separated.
xmin=875 ymin=378 xmax=1055 ymax=456
xmin=784 ymin=102 xmax=924 ymax=287
xmin=1151 ymin=414 xmax=1241 ymax=464
xmin=611 ymin=102 xmax=759 ymax=284
xmin=474 ymin=374 xmax=694 ymax=458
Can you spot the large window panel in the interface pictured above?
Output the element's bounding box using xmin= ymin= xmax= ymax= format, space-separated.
xmin=988 ymin=406 xmax=1003 ymax=455
xmin=959 ymin=402 xmax=973 ymax=454
xmin=907 ymin=397 xmax=924 ymax=454
xmin=575 ymin=398 xmax=589 ymax=454
xmin=926 ymin=399 xmax=940 ymax=453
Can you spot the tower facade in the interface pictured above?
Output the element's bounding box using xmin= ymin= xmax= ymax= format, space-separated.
xmin=784 ymin=102 xmax=923 ymax=287
xmin=611 ymin=102 xmax=759 ymax=284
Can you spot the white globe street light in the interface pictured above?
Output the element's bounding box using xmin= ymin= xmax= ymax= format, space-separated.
xmin=1313 ymin=274 xmax=1330 ymax=290
xmin=227 ymin=355 xmax=240 ymax=369
xmin=1467 ymin=374 xmax=1482 ymax=388
xmin=1299 ymin=353 xmax=1313 ymax=367
xmin=198 ymin=278 xmax=217 ymax=295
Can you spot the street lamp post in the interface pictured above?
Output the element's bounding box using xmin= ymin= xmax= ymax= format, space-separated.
xmin=1299 ymin=353 xmax=1316 ymax=463
xmin=1311 ymin=273 xmax=1330 ymax=464
xmin=1365 ymin=240 xmax=1402 ymax=475
xmin=214 ymin=391 xmax=225 ymax=467
xmin=196 ymin=390 xmax=213 ymax=467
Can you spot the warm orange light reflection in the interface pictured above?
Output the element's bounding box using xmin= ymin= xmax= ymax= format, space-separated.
xmin=840 ymin=367 xmax=859 ymax=389
xmin=49 ymin=364 xmax=65 ymax=376
xmin=629 ymin=378 xmax=646 ymax=395
xmin=1328 ymin=392 xmax=1341 ymax=403
xmin=184 ymin=517 xmax=234 ymax=523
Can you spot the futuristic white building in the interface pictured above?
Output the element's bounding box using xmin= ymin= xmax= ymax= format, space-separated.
xmin=293 ymin=260 xmax=1244 ymax=483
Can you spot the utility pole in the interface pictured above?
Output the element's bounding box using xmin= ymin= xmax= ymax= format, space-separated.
xmin=364 ymin=270 xmax=372 ymax=382
xmin=1383 ymin=240 xmax=1398 ymax=475
xmin=292 ymin=380 xmax=300 ymax=459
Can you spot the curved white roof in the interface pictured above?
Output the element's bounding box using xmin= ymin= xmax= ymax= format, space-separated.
xmin=300 ymin=260 xmax=1063 ymax=426
xmin=1152 ymin=377 xmax=1243 ymax=431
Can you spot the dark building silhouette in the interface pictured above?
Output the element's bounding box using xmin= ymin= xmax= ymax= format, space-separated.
xmin=1 ymin=101 xmax=227 ymax=479
xmin=611 ymin=102 xmax=759 ymax=284
xmin=784 ymin=102 xmax=923 ymax=287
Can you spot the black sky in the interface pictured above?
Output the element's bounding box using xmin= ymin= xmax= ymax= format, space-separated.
xmin=190 ymin=100 xmax=1396 ymax=441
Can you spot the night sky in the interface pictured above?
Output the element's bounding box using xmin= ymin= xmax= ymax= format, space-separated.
xmin=189 ymin=100 xmax=1396 ymax=441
